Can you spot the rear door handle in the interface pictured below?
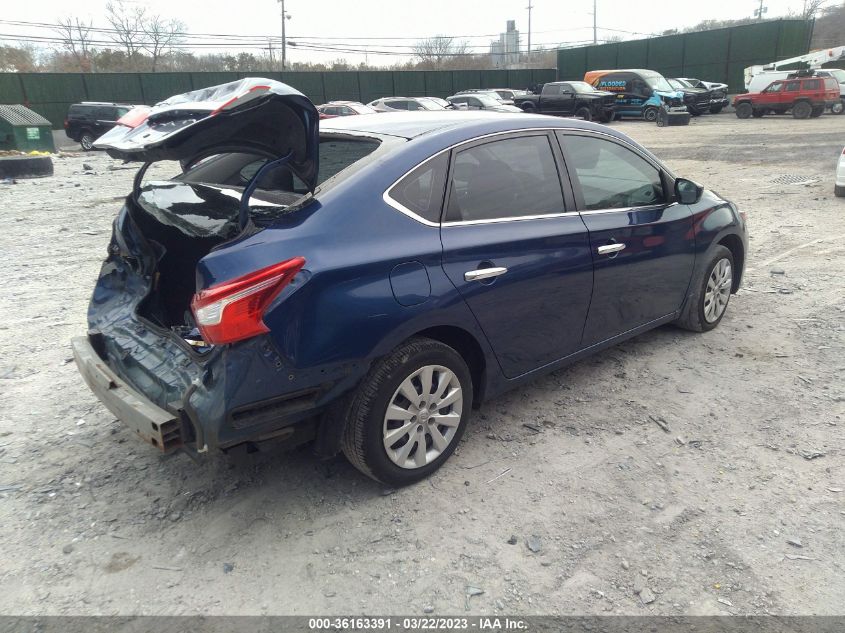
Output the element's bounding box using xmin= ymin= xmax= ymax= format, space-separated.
xmin=464 ymin=267 xmax=508 ymax=282
xmin=597 ymin=243 xmax=626 ymax=255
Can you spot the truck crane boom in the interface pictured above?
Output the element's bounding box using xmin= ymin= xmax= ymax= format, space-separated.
xmin=744 ymin=46 xmax=845 ymax=89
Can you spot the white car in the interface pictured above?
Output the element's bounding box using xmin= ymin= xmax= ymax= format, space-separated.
xmin=836 ymin=147 xmax=845 ymax=197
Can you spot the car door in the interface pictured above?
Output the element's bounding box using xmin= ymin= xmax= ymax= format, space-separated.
xmin=556 ymin=131 xmax=695 ymax=346
xmin=780 ymin=80 xmax=801 ymax=110
xmin=540 ymin=84 xmax=568 ymax=115
xmin=440 ymin=131 xmax=594 ymax=378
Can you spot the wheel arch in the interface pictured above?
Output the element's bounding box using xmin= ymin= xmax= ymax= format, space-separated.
xmin=717 ymin=233 xmax=745 ymax=292
xmin=412 ymin=325 xmax=487 ymax=406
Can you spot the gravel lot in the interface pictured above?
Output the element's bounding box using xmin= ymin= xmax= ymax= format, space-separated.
xmin=1 ymin=114 xmax=843 ymax=616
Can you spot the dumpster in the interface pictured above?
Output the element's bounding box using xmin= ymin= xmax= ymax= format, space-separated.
xmin=0 ymin=105 xmax=56 ymax=153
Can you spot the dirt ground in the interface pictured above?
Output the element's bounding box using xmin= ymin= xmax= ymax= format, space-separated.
xmin=1 ymin=113 xmax=843 ymax=617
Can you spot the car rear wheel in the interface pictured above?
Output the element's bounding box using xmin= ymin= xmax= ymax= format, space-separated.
xmin=792 ymin=101 xmax=812 ymax=119
xmin=810 ymin=106 xmax=824 ymax=118
xmin=831 ymin=100 xmax=844 ymax=115
xmin=574 ymin=106 xmax=592 ymax=121
xmin=342 ymin=338 xmax=473 ymax=486
xmin=675 ymin=245 xmax=735 ymax=333
xmin=735 ymin=102 xmax=752 ymax=119
xmin=80 ymin=131 xmax=95 ymax=151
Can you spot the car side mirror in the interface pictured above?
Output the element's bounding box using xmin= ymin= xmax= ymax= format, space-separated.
xmin=675 ymin=178 xmax=704 ymax=205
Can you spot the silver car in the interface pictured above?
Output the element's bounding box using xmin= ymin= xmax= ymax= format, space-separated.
xmin=367 ymin=97 xmax=447 ymax=112
xmin=446 ymin=93 xmax=523 ymax=113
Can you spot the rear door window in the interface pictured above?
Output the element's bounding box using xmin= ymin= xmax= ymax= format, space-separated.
xmin=802 ymin=79 xmax=820 ymax=91
xmin=784 ymin=81 xmax=801 ymax=92
xmin=445 ymin=134 xmax=566 ymax=223
xmin=560 ymin=133 xmax=665 ymax=210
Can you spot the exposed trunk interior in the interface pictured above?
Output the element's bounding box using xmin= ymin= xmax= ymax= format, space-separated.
xmin=128 ymin=179 xmax=299 ymax=332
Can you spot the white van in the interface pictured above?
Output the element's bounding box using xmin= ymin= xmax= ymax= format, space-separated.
xmin=747 ymin=69 xmax=845 ymax=113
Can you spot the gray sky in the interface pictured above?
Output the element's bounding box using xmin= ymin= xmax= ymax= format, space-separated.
xmin=2 ymin=0 xmax=810 ymax=65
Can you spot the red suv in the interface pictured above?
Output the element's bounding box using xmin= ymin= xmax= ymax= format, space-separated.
xmin=734 ymin=76 xmax=840 ymax=119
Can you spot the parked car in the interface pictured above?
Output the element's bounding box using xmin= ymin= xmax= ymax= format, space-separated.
xmin=733 ymin=75 xmax=840 ymax=119
xmin=446 ymin=94 xmax=522 ymax=113
xmin=418 ymin=97 xmax=458 ymax=110
xmin=675 ymin=77 xmax=730 ymax=113
xmin=584 ymin=69 xmax=685 ymax=121
xmin=76 ymin=78 xmax=747 ymax=487
xmin=490 ymin=88 xmax=529 ymax=101
xmin=316 ymin=101 xmax=377 ymax=119
xmin=453 ymin=89 xmax=516 ymax=105
xmin=512 ymin=81 xmax=616 ymax=122
xmin=64 ymin=102 xmax=136 ymax=151
xmin=667 ymin=78 xmax=716 ymax=115
xmin=747 ymin=69 xmax=845 ymax=114
xmin=368 ymin=97 xmax=447 ymax=112
xmin=836 ymin=146 xmax=845 ymax=197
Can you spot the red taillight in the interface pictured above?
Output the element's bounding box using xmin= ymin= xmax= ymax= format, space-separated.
xmin=190 ymin=257 xmax=305 ymax=346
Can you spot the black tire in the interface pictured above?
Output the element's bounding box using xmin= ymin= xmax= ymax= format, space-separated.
xmin=0 ymin=155 xmax=53 ymax=179
xmin=574 ymin=106 xmax=592 ymax=121
xmin=835 ymin=184 xmax=845 ymax=197
xmin=341 ymin=338 xmax=473 ymax=486
xmin=688 ymin=107 xmax=701 ymax=116
xmin=752 ymin=108 xmax=765 ymax=118
xmin=599 ymin=111 xmax=615 ymax=123
xmin=675 ymin=245 xmax=735 ymax=333
xmin=643 ymin=106 xmax=659 ymax=122
xmin=80 ymin=131 xmax=95 ymax=151
xmin=831 ymin=100 xmax=844 ymax=115
xmin=735 ymin=102 xmax=752 ymax=119
xmin=792 ymin=101 xmax=812 ymax=119
xmin=520 ymin=103 xmax=537 ymax=113
xmin=709 ymin=105 xmax=724 ymax=114
xmin=810 ymin=106 xmax=824 ymax=118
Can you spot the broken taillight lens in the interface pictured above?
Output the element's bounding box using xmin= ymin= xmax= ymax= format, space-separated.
xmin=191 ymin=257 xmax=305 ymax=346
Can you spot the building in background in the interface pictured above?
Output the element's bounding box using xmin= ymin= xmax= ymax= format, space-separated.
xmin=490 ymin=20 xmax=521 ymax=68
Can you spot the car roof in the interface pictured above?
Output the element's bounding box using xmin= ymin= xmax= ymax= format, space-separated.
xmin=320 ymin=110 xmax=629 ymax=141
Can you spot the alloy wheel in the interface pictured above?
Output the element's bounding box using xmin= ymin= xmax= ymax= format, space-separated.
xmin=382 ymin=365 xmax=463 ymax=469
xmin=703 ymin=258 xmax=732 ymax=323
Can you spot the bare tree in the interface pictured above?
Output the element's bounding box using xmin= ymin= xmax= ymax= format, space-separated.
xmin=142 ymin=15 xmax=186 ymax=71
xmin=412 ymin=36 xmax=469 ymax=69
xmin=801 ymin=0 xmax=829 ymax=19
xmin=105 ymin=0 xmax=146 ymax=68
xmin=54 ymin=16 xmax=94 ymax=71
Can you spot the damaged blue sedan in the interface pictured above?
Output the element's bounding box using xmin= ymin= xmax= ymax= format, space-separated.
xmin=72 ymin=78 xmax=747 ymax=486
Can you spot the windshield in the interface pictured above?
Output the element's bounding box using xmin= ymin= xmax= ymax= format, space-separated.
xmin=640 ymin=71 xmax=674 ymax=92
xmin=673 ymin=78 xmax=692 ymax=89
xmin=569 ymin=81 xmax=599 ymax=94
xmin=176 ymin=134 xmax=395 ymax=220
xmin=828 ymin=69 xmax=845 ymax=83
xmin=476 ymin=95 xmax=503 ymax=107
xmin=417 ymin=98 xmax=446 ymax=111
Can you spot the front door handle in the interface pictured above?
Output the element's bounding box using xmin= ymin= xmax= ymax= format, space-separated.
xmin=597 ymin=243 xmax=626 ymax=256
xmin=464 ymin=267 xmax=508 ymax=282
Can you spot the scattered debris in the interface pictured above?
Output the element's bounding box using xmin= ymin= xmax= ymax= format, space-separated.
xmin=151 ymin=565 xmax=183 ymax=572
xmin=222 ymin=562 xmax=234 ymax=573
xmin=717 ymin=597 xmax=733 ymax=607
xmin=526 ymin=535 xmax=542 ymax=553
xmin=485 ymin=468 xmax=511 ymax=484
xmin=799 ymin=450 xmax=825 ymax=460
xmin=507 ymin=535 xmax=517 ymax=545
xmin=465 ymin=586 xmax=484 ymax=610
xmin=786 ymin=538 xmax=803 ymax=548
xmin=522 ymin=423 xmax=541 ymax=434
xmin=621 ymin=559 xmax=630 ymax=570
xmin=62 ymin=544 xmax=74 ymax=555
xmin=649 ymin=415 xmax=670 ymax=433
xmin=423 ymin=606 xmax=434 ymax=614
xmin=639 ymin=588 xmax=656 ymax=604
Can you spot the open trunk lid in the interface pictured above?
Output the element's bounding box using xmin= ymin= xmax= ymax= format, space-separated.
xmin=94 ymin=78 xmax=320 ymax=192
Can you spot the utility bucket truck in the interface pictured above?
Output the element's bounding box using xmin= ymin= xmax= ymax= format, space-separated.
xmin=744 ymin=47 xmax=845 ymax=114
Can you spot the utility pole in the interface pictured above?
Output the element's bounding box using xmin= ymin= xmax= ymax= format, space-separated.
xmin=754 ymin=0 xmax=767 ymax=20
xmin=593 ymin=0 xmax=597 ymax=45
xmin=266 ymin=39 xmax=275 ymax=66
xmin=526 ymin=0 xmax=533 ymax=57
xmin=278 ymin=0 xmax=287 ymax=70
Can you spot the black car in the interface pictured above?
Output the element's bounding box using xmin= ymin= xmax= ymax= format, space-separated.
xmin=666 ymin=79 xmax=712 ymax=116
xmin=513 ymin=82 xmax=616 ymax=122
xmin=64 ymin=102 xmax=135 ymax=151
